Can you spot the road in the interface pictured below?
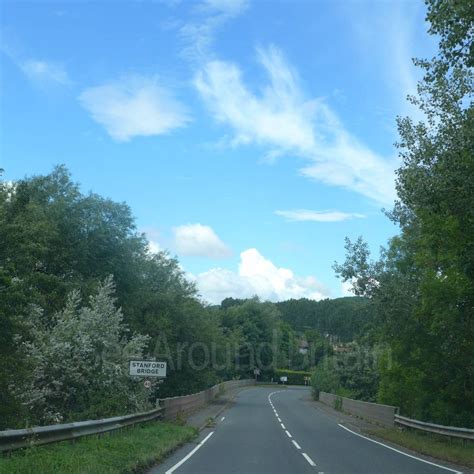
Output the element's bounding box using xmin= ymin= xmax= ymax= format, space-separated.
xmin=151 ymin=387 xmax=463 ymax=474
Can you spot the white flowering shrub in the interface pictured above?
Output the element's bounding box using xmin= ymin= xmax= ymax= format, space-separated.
xmin=13 ymin=277 xmax=151 ymax=424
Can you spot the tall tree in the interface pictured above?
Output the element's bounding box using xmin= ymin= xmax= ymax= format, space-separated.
xmin=334 ymin=0 xmax=473 ymax=426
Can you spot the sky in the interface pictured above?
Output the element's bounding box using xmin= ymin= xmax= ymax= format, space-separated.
xmin=0 ymin=0 xmax=437 ymax=304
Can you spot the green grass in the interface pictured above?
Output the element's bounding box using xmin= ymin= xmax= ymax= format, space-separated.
xmin=0 ymin=422 xmax=197 ymax=474
xmin=367 ymin=427 xmax=474 ymax=469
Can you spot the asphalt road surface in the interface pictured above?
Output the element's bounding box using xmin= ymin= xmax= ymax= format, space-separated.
xmin=151 ymin=387 xmax=463 ymax=474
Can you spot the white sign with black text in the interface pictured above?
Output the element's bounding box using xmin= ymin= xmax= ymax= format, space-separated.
xmin=129 ymin=360 xmax=167 ymax=377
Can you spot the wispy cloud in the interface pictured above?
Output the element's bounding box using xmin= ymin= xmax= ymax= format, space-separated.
xmin=275 ymin=209 xmax=365 ymax=222
xmin=173 ymin=223 xmax=232 ymax=258
xmin=195 ymin=45 xmax=398 ymax=205
xmin=20 ymin=59 xmax=71 ymax=85
xmin=346 ymin=1 xmax=429 ymax=121
xmin=179 ymin=0 xmax=249 ymax=61
xmin=79 ymin=76 xmax=190 ymax=141
xmin=192 ymin=247 xmax=328 ymax=304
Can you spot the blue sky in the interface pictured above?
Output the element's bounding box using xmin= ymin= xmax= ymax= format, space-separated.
xmin=1 ymin=0 xmax=436 ymax=304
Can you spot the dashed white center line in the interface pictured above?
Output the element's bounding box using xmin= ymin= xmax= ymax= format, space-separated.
xmin=269 ymin=390 xmax=317 ymax=468
xmin=292 ymin=440 xmax=301 ymax=450
xmin=220 ymin=416 xmax=225 ymax=422
xmin=302 ymin=453 xmax=317 ymax=467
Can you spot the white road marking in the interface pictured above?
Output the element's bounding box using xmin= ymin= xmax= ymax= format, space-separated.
xmin=302 ymin=453 xmax=317 ymax=467
xmin=292 ymin=440 xmax=301 ymax=450
xmin=220 ymin=416 xmax=225 ymax=422
xmin=271 ymin=389 xmax=316 ymax=466
xmin=165 ymin=431 xmax=214 ymax=474
xmin=338 ymin=424 xmax=462 ymax=474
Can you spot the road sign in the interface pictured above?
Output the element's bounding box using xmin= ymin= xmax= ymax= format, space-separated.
xmin=280 ymin=376 xmax=288 ymax=382
xmin=144 ymin=379 xmax=152 ymax=389
xmin=129 ymin=360 xmax=167 ymax=377
xmin=253 ymin=368 xmax=261 ymax=375
xmin=304 ymin=376 xmax=311 ymax=381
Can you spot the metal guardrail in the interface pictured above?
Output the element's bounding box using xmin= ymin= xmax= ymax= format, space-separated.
xmin=395 ymin=414 xmax=474 ymax=440
xmin=0 ymin=406 xmax=164 ymax=452
xmin=0 ymin=378 xmax=254 ymax=452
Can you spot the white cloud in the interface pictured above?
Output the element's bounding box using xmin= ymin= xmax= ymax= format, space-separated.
xmin=341 ymin=280 xmax=354 ymax=297
xmin=179 ymin=0 xmax=249 ymax=61
xmin=148 ymin=241 xmax=162 ymax=254
xmin=20 ymin=59 xmax=71 ymax=85
xmin=275 ymin=209 xmax=365 ymax=222
xmin=195 ymin=45 xmax=398 ymax=206
xmin=347 ymin=1 xmax=429 ymax=121
xmin=194 ymin=248 xmax=328 ymax=304
xmin=139 ymin=228 xmax=163 ymax=255
xmin=79 ymin=76 xmax=190 ymax=141
xmin=174 ymin=223 xmax=231 ymax=258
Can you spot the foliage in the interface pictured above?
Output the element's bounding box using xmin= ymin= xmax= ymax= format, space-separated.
xmin=0 ymin=167 xmax=225 ymax=422
xmin=311 ymin=363 xmax=342 ymax=398
xmin=274 ymin=369 xmax=312 ymax=385
xmin=333 ymin=0 xmax=474 ymax=427
xmin=219 ymin=298 xmax=280 ymax=378
xmin=311 ymin=344 xmax=382 ymax=402
xmin=367 ymin=428 xmax=474 ymax=469
xmin=276 ymin=296 xmax=375 ymax=342
xmin=13 ymin=278 xmax=150 ymax=424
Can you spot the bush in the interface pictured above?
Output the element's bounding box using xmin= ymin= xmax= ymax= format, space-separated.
xmin=12 ymin=277 xmax=150 ymax=425
xmin=310 ymin=361 xmax=341 ymax=398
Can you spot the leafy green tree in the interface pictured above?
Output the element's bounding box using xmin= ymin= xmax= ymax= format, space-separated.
xmin=219 ymin=298 xmax=280 ymax=378
xmin=0 ymin=166 xmax=228 ymax=417
xmin=334 ymin=0 xmax=474 ymax=426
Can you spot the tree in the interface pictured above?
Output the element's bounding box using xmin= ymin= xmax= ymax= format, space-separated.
xmin=13 ymin=277 xmax=150 ymax=425
xmin=334 ymin=0 xmax=474 ymax=426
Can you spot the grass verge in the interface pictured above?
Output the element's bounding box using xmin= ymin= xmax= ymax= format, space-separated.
xmin=367 ymin=427 xmax=474 ymax=469
xmin=0 ymin=421 xmax=197 ymax=474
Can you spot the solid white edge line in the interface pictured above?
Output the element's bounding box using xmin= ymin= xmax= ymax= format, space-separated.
xmin=281 ymin=423 xmax=286 ymax=429
xmin=337 ymin=424 xmax=462 ymax=474
xmin=302 ymin=452 xmax=316 ymax=466
xmin=292 ymin=440 xmax=301 ymax=450
xmin=165 ymin=431 xmax=214 ymax=474
xmin=285 ymin=430 xmax=292 ymax=438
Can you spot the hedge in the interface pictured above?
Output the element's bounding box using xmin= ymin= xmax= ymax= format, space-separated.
xmin=274 ymin=369 xmax=313 ymax=385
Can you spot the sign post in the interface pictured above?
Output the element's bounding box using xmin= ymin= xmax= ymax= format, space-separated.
xmin=253 ymin=368 xmax=260 ymax=383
